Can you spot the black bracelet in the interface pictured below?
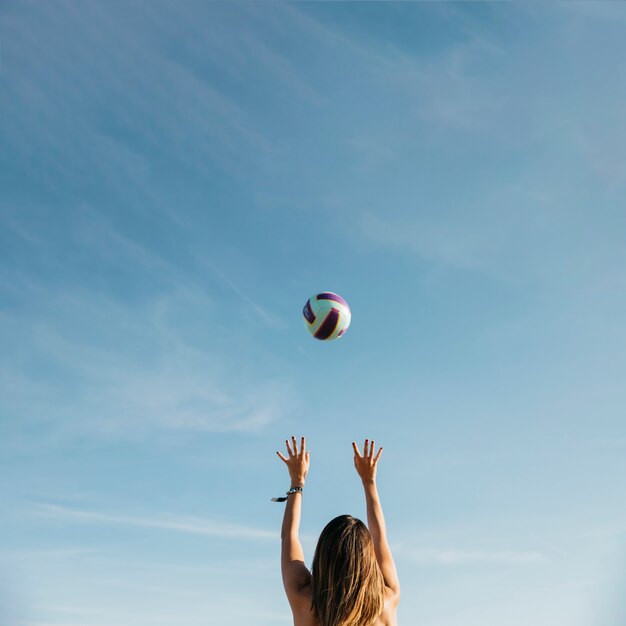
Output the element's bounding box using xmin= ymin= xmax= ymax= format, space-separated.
xmin=271 ymin=486 xmax=303 ymax=502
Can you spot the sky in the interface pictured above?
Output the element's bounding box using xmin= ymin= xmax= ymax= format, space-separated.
xmin=1 ymin=1 xmax=626 ymax=625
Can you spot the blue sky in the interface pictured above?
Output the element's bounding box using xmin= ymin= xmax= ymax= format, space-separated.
xmin=1 ymin=2 xmax=626 ymax=625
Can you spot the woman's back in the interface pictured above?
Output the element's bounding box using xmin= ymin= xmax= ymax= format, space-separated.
xmin=289 ymin=584 xmax=399 ymax=626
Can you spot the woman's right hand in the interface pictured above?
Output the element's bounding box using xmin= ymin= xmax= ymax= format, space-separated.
xmin=352 ymin=438 xmax=383 ymax=484
xmin=277 ymin=435 xmax=310 ymax=487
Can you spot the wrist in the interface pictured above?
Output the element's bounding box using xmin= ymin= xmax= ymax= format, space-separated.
xmin=361 ymin=478 xmax=376 ymax=487
xmin=290 ymin=479 xmax=305 ymax=488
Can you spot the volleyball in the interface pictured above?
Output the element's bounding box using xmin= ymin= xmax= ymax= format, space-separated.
xmin=303 ymin=292 xmax=351 ymax=341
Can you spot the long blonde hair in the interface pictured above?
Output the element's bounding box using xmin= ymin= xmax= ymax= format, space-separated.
xmin=310 ymin=515 xmax=385 ymax=626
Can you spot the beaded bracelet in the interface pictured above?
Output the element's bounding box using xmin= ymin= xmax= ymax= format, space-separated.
xmin=271 ymin=486 xmax=303 ymax=502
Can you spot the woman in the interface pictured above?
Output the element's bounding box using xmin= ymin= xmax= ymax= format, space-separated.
xmin=275 ymin=436 xmax=400 ymax=626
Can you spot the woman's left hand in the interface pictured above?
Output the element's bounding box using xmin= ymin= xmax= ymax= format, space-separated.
xmin=277 ymin=436 xmax=310 ymax=487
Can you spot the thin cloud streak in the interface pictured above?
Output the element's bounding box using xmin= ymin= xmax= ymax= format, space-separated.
xmin=206 ymin=262 xmax=283 ymax=328
xmin=0 ymin=547 xmax=98 ymax=560
xmin=406 ymin=548 xmax=549 ymax=565
xmin=33 ymin=503 xmax=278 ymax=541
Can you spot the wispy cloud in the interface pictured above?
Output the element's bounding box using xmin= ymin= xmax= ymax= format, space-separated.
xmin=359 ymin=210 xmax=489 ymax=274
xmin=405 ymin=547 xmax=548 ymax=565
xmin=0 ymin=201 xmax=296 ymax=440
xmin=0 ymin=1 xmax=343 ymax=203
xmin=202 ymin=261 xmax=284 ymax=328
xmin=0 ymin=278 xmax=295 ymax=439
xmin=550 ymin=1 xmax=626 ymax=24
xmin=21 ymin=622 xmax=81 ymax=626
xmin=260 ymin=4 xmax=626 ymax=296
xmin=33 ymin=503 xmax=278 ymax=541
xmin=0 ymin=547 xmax=98 ymax=560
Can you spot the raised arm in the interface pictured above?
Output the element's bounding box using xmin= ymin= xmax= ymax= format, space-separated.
xmin=353 ymin=439 xmax=400 ymax=599
xmin=276 ymin=436 xmax=311 ymax=605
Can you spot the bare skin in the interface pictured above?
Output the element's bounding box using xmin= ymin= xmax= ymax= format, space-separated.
xmin=276 ymin=436 xmax=400 ymax=626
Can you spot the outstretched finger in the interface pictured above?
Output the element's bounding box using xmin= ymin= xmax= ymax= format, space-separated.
xmin=301 ymin=436 xmax=306 ymax=456
xmin=364 ymin=438 xmax=369 ymax=458
xmin=369 ymin=440 xmax=375 ymax=460
xmin=291 ymin=435 xmax=298 ymax=456
xmin=285 ymin=439 xmax=294 ymax=457
xmin=352 ymin=441 xmax=362 ymax=457
xmin=374 ymin=446 xmax=383 ymax=463
xmin=277 ymin=451 xmax=289 ymax=463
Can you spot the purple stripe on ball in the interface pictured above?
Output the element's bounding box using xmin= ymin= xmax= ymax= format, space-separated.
xmin=316 ymin=292 xmax=349 ymax=308
xmin=303 ymin=300 xmax=316 ymax=324
xmin=314 ymin=309 xmax=340 ymax=340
